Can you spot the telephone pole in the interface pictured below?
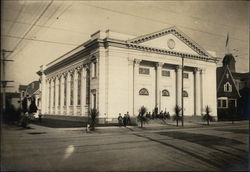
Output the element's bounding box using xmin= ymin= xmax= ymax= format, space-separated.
xmin=0 ymin=49 xmax=14 ymax=113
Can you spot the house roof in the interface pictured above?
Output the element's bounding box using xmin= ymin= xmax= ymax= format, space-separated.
xmin=232 ymin=72 xmax=250 ymax=80
xmin=217 ymin=65 xmax=241 ymax=98
xmin=19 ymin=85 xmax=28 ymax=91
xmin=5 ymin=92 xmax=20 ymax=98
xmin=26 ymin=81 xmax=40 ymax=96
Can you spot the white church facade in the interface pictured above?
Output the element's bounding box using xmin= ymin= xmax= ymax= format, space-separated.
xmin=37 ymin=26 xmax=218 ymax=123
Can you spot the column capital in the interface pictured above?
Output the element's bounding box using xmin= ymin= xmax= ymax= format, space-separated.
xmin=200 ymin=68 xmax=206 ymax=74
xmin=175 ymin=65 xmax=182 ymax=71
xmin=193 ymin=67 xmax=201 ymax=73
xmin=134 ymin=59 xmax=141 ymax=65
xmin=128 ymin=57 xmax=134 ymax=65
xmin=156 ymin=62 xmax=164 ymax=68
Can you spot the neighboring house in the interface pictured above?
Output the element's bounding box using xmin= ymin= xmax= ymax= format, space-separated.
xmin=19 ymin=81 xmax=40 ymax=116
xmin=19 ymin=85 xmax=28 ymax=109
xmin=216 ymin=54 xmax=250 ymax=120
xmin=5 ymin=92 xmax=21 ymax=110
xmin=37 ymin=26 xmax=218 ymax=123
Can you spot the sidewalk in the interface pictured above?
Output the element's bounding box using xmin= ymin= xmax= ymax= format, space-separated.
xmin=43 ymin=120 xmax=249 ymax=134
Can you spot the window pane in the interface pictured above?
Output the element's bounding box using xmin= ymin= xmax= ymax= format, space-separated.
xmin=183 ymin=73 xmax=189 ymax=78
xmin=222 ymin=100 xmax=227 ymax=107
xmin=139 ymin=68 xmax=150 ymax=75
xmin=162 ymin=70 xmax=170 ymax=77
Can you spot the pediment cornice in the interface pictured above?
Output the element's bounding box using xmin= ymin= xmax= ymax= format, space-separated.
xmin=127 ymin=26 xmax=211 ymax=57
xmin=126 ymin=43 xmax=217 ymax=63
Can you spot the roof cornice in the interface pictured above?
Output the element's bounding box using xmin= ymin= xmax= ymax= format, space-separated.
xmin=126 ymin=42 xmax=217 ymax=63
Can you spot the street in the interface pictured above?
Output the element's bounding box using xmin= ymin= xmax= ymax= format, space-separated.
xmin=1 ymin=121 xmax=249 ymax=171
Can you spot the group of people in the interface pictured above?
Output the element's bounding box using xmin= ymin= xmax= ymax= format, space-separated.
xmin=118 ymin=112 xmax=131 ymax=127
xmin=146 ymin=110 xmax=170 ymax=120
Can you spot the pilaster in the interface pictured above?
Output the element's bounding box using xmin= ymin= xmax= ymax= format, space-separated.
xmin=133 ymin=59 xmax=141 ymax=116
xmin=156 ymin=62 xmax=164 ymax=110
xmin=194 ymin=67 xmax=201 ymax=116
xmin=73 ymin=69 xmax=78 ymax=115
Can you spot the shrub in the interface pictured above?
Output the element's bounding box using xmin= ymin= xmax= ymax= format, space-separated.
xmin=173 ymin=105 xmax=182 ymax=126
xmin=137 ymin=106 xmax=148 ymax=128
xmin=202 ymin=105 xmax=213 ymax=125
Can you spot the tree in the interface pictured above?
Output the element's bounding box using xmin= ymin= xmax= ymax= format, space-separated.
xmin=202 ymin=105 xmax=213 ymax=125
xmin=137 ymin=106 xmax=148 ymax=128
xmin=29 ymin=97 xmax=38 ymax=114
xmin=89 ymin=108 xmax=98 ymax=131
xmin=173 ymin=105 xmax=182 ymax=127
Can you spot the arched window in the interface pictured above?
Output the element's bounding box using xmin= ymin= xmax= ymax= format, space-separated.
xmin=162 ymin=89 xmax=170 ymax=96
xmin=224 ymin=82 xmax=232 ymax=92
xmin=139 ymin=88 xmax=149 ymax=96
xmin=183 ymin=90 xmax=188 ymax=97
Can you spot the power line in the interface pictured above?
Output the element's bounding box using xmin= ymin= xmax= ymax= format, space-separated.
xmin=3 ymin=19 xmax=89 ymax=35
xmin=80 ymin=3 xmax=248 ymax=43
xmin=2 ymin=34 xmax=79 ymax=46
xmin=6 ymin=0 xmax=54 ymax=58
xmin=153 ymin=6 xmax=245 ymax=31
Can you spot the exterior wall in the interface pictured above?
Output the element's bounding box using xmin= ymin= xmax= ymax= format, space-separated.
xmin=161 ymin=68 xmax=176 ymax=115
xmin=106 ymin=47 xmax=130 ymax=118
xmin=136 ymin=63 xmax=156 ymax=115
xmin=38 ymin=29 xmax=218 ymax=122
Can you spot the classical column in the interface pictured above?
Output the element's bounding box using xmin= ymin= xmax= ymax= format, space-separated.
xmin=81 ymin=67 xmax=87 ymax=116
xmin=66 ymin=72 xmax=71 ymax=115
xmin=54 ymin=76 xmax=59 ymax=115
xmin=156 ymin=62 xmax=163 ymax=111
xmin=73 ymin=69 xmax=78 ymax=115
xmin=50 ymin=79 xmax=55 ymax=114
xmin=40 ymin=65 xmax=46 ymax=115
xmin=60 ymin=75 xmax=65 ymax=115
xmin=46 ymin=80 xmax=50 ymax=114
xmin=128 ymin=57 xmax=134 ymax=116
xmin=200 ymin=69 xmax=205 ymax=114
xmin=194 ymin=68 xmax=201 ymax=116
xmin=133 ymin=59 xmax=141 ymax=116
xmin=175 ymin=65 xmax=182 ymax=107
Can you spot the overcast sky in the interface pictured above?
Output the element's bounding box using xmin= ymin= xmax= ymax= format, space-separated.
xmin=2 ymin=1 xmax=249 ymax=92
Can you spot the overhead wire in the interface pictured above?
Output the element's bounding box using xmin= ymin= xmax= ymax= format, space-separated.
xmin=6 ymin=0 xmax=54 ymax=59
xmin=2 ymin=34 xmax=79 ymax=46
xmin=80 ymin=3 xmax=248 ymax=43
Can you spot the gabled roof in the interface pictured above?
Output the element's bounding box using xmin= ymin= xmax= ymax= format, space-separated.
xmin=217 ymin=65 xmax=241 ymax=98
xmin=26 ymin=81 xmax=40 ymax=96
xmin=127 ymin=26 xmax=212 ymax=57
xmin=19 ymin=85 xmax=27 ymax=91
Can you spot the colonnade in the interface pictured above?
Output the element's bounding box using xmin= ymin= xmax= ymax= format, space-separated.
xmin=132 ymin=59 xmax=204 ymax=116
xmin=40 ymin=64 xmax=89 ymax=116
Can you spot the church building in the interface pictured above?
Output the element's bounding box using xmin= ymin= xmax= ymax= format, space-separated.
xmin=37 ymin=26 xmax=218 ymax=123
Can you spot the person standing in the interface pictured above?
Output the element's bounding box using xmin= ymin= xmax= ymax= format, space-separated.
xmin=123 ymin=113 xmax=127 ymax=127
xmin=126 ymin=112 xmax=131 ymax=125
xmin=118 ymin=113 xmax=123 ymax=127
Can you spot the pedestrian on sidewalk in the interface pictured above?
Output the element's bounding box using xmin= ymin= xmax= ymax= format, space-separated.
xmin=118 ymin=113 xmax=123 ymax=127
xmin=123 ymin=113 xmax=127 ymax=127
xmin=126 ymin=112 xmax=131 ymax=125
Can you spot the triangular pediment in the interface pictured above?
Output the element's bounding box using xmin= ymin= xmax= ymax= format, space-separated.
xmin=128 ymin=26 xmax=211 ymax=57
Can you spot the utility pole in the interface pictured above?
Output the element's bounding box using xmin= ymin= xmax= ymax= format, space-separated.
xmin=0 ymin=49 xmax=14 ymax=113
xmin=181 ymin=55 xmax=184 ymax=127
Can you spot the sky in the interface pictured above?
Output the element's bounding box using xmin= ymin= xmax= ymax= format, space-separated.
xmin=1 ymin=0 xmax=249 ymax=92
